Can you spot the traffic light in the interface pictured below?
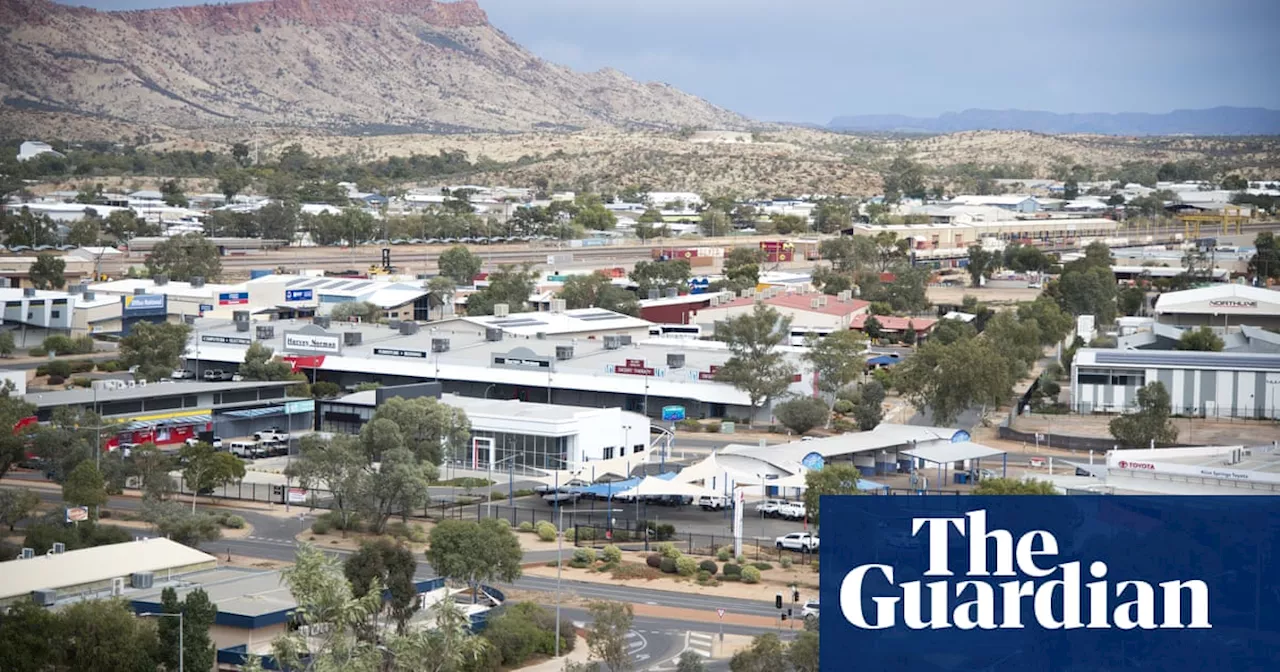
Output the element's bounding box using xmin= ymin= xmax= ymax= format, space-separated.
xmin=775 ymin=593 xmax=783 ymax=609
xmin=793 ymin=588 xmax=800 ymax=603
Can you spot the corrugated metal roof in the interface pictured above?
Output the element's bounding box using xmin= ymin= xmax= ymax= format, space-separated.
xmin=1093 ymin=350 xmax=1280 ymax=370
xmin=0 ymin=538 xmax=216 ymax=601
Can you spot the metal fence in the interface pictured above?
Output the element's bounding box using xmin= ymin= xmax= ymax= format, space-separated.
xmin=570 ymin=523 xmax=817 ymax=564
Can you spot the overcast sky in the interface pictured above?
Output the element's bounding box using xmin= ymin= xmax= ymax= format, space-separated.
xmin=57 ymin=0 xmax=1280 ymax=123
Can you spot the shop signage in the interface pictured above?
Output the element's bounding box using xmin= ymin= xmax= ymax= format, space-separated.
xmin=698 ymin=365 xmax=721 ymax=381
xmin=122 ymin=293 xmax=167 ymax=315
xmin=285 ymin=400 xmax=315 ymax=415
xmin=65 ymin=507 xmax=89 ymax=523
xmin=287 ymin=488 xmax=308 ymax=503
xmin=199 ymin=304 xmax=214 ymax=313
xmin=1208 ymin=299 xmax=1258 ymax=309
xmin=283 ymin=328 xmax=342 ymax=354
xmin=218 ymin=292 xmax=249 ymax=306
xmin=614 ymin=358 xmax=655 ymax=376
xmin=202 ymin=334 xmax=252 ymax=346
xmin=374 ymin=347 xmax=429 ymax=359
xmin=285 ymin=289 xmax=314 ymax=302
xmin=661 ymin=405 xmax=686 ymax=421
xmin=492 ymin=347 xmax=552 ymax=370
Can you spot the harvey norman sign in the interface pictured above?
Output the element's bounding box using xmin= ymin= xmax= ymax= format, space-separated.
xmin=491 ymin=347 xmax=552 ymax=371
xmin=819 ymin=496 xmax=1280 ymax=671
xmin=283 ymin=329 xmax=342 ymax=355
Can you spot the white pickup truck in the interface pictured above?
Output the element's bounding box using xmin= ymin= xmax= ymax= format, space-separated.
xmin=698 ymin=494 xmax=729 ymax=511
xmin=775 ymin=502 xmax=807 ymax=521
xmin=755 ymin=499 xmax=788 ymax=517
xmin=253 ymin=427 xmax=290 ymax=443
xmin=776 ymin=532 xmax=819 ymax=552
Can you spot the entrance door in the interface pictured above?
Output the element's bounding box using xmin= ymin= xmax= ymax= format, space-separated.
xmin=471 ymin=437 xmax=494 ymax=469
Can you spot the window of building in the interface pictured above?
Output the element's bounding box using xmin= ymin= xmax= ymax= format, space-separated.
xmin=259 ymin=387 xmax=285 ymax=400
xmin=604 ymin=446 xmax=615 ymax=459
xmin=51 ymin=310 xmax=60 ymax=319
xmin=144 ymin=396 xmax=183 ymax=411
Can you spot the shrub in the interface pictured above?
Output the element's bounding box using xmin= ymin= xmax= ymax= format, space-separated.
xmin=780 ymin=557 xmax=792 ymax=569
xmin=659 ymin=557 xmax=677 ymax=574
xmin=386 ymin=521 xmax=412 ymax=539
xmin=698 ymin=559 xmax=718 ymax=575
xmin=646 ymin=553 xmax=662 ymax=568
xmin=46 ymin=375 xmax=66 ymax=386
xmin=44 ymin=359 xmax=72 ymax=379
xmin=223 ymin=514 xmax=246 ymax=529
xmin=752 ymin=562 xmax=773 ymax=571
xmin=740 ymin=566 xmax=762 ymax=584
xmin=535 ymin=519 xmax=550 ymax=529
xmin=518 ymin=521 xmax=533 ymax=532
xmin=657 ymin=542 xmax=681 ymax=559
xmin=676 ymin=556 xmax=698 ymax=576
xmin=832 ymin=417 xmax=857 ymax=433
xmin=602 ymin=545 xmax=622 ymax=563
xmin=649 ymin=522 xmax=676 ymax=541
xmin=29 ymin=348 xmax=47 ymax=358
xmin=563 ymin=528 xmax=576 ymax=543
xmin=573 ymin=547 xmax=596 ymax=564
xmin=493 ymin=517 xmax=511 ymax=528
xmin=716 ymin=548 xmax=732 ymax=562
xmin=676 ymin=418 xmax=702 ymax=432
xmin=736 ymin=554 xmax=747 ymax=565
xmin=97 ymin=359 xmax=123 ymax=373
xmin=71 ymin=377 xmax=92 ymax=388
xmin=408 ymin=524 xmax=428 ymax=543
xmin=696 ymin=570 xmax=712 ymax=583
xmin=311 ymin=519 xmax=332 ymax=535
xmin=705 ymin=421 xmax=722 ymax=434
xmin=613 ymin=563 xmax=661 ymax=580
xmin=42 ymin=335 xmax=76 ymax=355
xmin=576 ymin=526 xmax=595 ymax=541
xmin=833 ymin=399 xmax=855 ymax=414
xmin=318 ymin=511 xmax=363 ymax=532
xmin=535 ymin=521 xmax=557 ymax=542
xmin=69 ymin=360 xmax=95 ymax=374
xmin=722 ymin=563 xmax=741 ymax=577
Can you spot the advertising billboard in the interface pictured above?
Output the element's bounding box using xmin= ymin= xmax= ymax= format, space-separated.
xmin=285 ymin=289 xmax=314 ymax=302
xmin=819 ymin=496 xmax=1280 ymax=671
xmin=283 ymin=330 xmax=342 ymax=354
xmin=218 ymin=292 xmax=249 ymax=305
xmin=122 ymin=293 xmax=168 ymax=316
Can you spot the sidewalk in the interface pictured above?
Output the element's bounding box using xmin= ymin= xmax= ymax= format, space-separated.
xmin=514 ymin=636 xmax=592 ymax=672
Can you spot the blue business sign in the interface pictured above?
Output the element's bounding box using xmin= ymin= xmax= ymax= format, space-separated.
xmin=121 ymin=293 xmax=167 ymax=316
xmin=285 ymin=289 xmax=314 ymax=302
xmin=218 ymin=292 xmax=249 ymax=306
xmin=801 ymin=451 xmax=825 ymax=471
xmin=819 ymin=496 xmax=1280 ymax=671
xmin=199 ymin=304 xmax=214 ymax=314
xmin=688 ymin=277 xmax=711 ymax=294
xmin=661 ymin=405 xmax=686 ymax=422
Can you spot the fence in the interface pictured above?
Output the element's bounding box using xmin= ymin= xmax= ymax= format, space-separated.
xmin=570 ymin=523 xmax=817 ymax=564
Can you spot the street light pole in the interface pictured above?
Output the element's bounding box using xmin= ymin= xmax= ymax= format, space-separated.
xmin=140 ymin=611 xmax=182 ymax=672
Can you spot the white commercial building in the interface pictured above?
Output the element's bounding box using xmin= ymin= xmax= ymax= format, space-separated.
xmin=1153 ymin=284 xmax=1280 ymax=330
xmin=1037 ymin=444 xmax=1280 ymax=495
xmin=1071 ymin=348 xmax=1280 ymax=419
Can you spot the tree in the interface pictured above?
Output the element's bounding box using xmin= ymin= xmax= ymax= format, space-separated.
xmin=966 ymin=245 xmax=995 ymax=287
xmin=239 ymin=341 xmax=298 ymax=380
xmin=131 ymin=442 xmax=177 ymax=500
xmin=120 ymin=321 xmax=191 ymax=382
xmin=438 ymin=245 xmax=483 ymax=286
xmin=1117 ymin=286 xmax=1146 ymax=317
xmin=972 ymin=478 xmax=1059 ymax=495
xmin=729 ymin=633 xmax=788 ymax=672
xmin=2 ymin=208 xmax=59 ymax=247
xmin=179 ymin=442 xmax=245 ymax=511
xmin=286 ymin=434 xmax=367 ymax=536
xmin=28 ymin=253 xmax=65 ymax=290
xmin=773 ymin=397 xmax=829 ymax=435
xmin=217 ymin=169 xmax=251 ymax=202
xmin=586 ymin=601 xmax=634 ymax=672
xmin=145 ymin=232 xmax=222 ymax=281
xmin=559 ymin=272 xmax=640 ymax=316
xmin=981 ymin=311 xmax=1044 ymax=379
xmin=819 ymin=236 xmax=876 ymax=274
xmin=723 ymin=246 xmax=766 ymax=291
xmin=863 ymin=315 xmax=884 ymax=341
xmin=803 ymin=330 xmax=867 ymax=425
xmin=852 ymin=380 xmax=886 ymax=431
xmin=160 ymin=178 xmax=189 ymax=207
xmin=62 ymin=460 xmax=108 ymax=516
xmin=881 ymin=156 xmax=926 ymax=202
xmin=572 ymin=194 xmax=617 ymax=231
xmin=103 ymin=209 xmax=159 ymax=242
xmin=1221 ymin=174 xmax=1248 ymax=191
xmin=1176 ymin=326 xmax=1224 ymax=352
xmin=425 ymin=519 xmax=523 ymax=602
xmin=270 ymin=543 xmax=384 ymax=672
xmin=871 ymin=231 xmax=910 ymax=271
xmin=0 ymin=331 xmax=14 ymax=357
xmin=895 ymin=338 xmax=1015 ymax=426
xmin=1048 ymin=265 xmax=1117 ymax=325
xmin=802 ymin=463 xmax=864 ymax=527
xmin=330 ymin=300 xmax=383 ymax=323
xmin=158 ymin=587 xmax=218 ymax=672
xmin=1109 ymin=381 xmax=1179 ymax=448
xmin=0 ymin=487 xmax=40 ymax=531
xmin=66 ymin=216 xmax=101 ymax=247
xmin=54 ymin=599 xmax=162 ymax=671
xmin=813 ymin=200 xmax=853 ymax=234
xmin=345 ymin=538 xmax=420 ymax=635
xmin=465 ymin=264 xmax=538 ymax=316
xmin=714 ymin=304 xmax=796 ymax=426
xmin=789 ymin=629 xmax=819 ymax=672
xmin=635 ymin=207 xmax=666 ymax=240
xmin=371 ymin=395 xmax=471 ymax=466
xmin=427 ymin=276 xmax=456 ymax=319
xmin=1063 ymin=178 xmax=1080 ymax=200
xmin=630 ymin=259 xmax=691 ymax=298
xmin=677 ymin=651 xmax=708 ymax=672
xmin=1247 ymin=232 xmax=1280 ymax=282
xmin=699 ymin=209 xmax=731 ymax=237
xmin=231 ymin=141 xmax=252 ymax=167
xmin=255 ymin=200 xmax=300 ymax=242
xmin=143 ymin=499 xmax=224 ymax=547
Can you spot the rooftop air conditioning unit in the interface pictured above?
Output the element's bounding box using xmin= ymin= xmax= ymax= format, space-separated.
xmin=256 ymin=325 xmax=275 ymax=339
xmin=535 ymin=332 xmax=546 ymax=340
xmin=32 ymin=590 xmax=56 ymax=607
xmin=21 ymin=547 xmax=34 ymax=560
xmin=343 ymin=332 xmax=362 ymax=346
xmin=667 ymin=353 xmax=686 ymax=369
xmin=551 ymin=299 xmax=567 ymax=313
xmin=739 ymin=289 xmax=750 ymax=299
xmin=68 ymin=283 xmax=86 ymax=295
xmin=190 ymin=276 xmax=205 ymax=288
xmin=233 ymin=310 xmax=250 ymax=322
xmin=131 ymin=571 xmax=154 ymax=589
xmin=313 ymin=316 xmax=331 ymax=329
xmin=603 ymin=335 xmax=622 ymax=350
xmin=810 ymin=298 xmax=821 ymax=309
xmin=134 ymin=287 xmax=147 ymax=295
xmin=556 ymin=345 xmax=574 ymax=360
xmin=183 ymin=315 xmax=196 ymax=325
xmin=154 ymin=275 xmax=168 ymax=286
xmin=51 ymin=543 xmax=65 ymax=554
xmin=485 ymin=328 xmax=503 ymax=342
xmin=399 ymin=322 xmax=419 ymax=336
xmin=665 ymin=287 xmax=678 ymax=299
xmin=83 ymin=291 xmax=95 ymax=301
xmin=648 ymin=289 xmax=660 ymax=301
xmin=235 ymin=321 xmax=250 ymax=332
xmin=494 ymin=304 xmax=510 ymax=318
xmin=709 ymin=295 xmax=721 ymax=307
xmin=23 ymin=287 xmax=36 ymax=297
xmin=431 ymin=338 xmax=450 ymax=353
xmin=111 ymin=577 xmax=125 ymax=596
xmin=819 ymin=296 xmax=828 ymax=307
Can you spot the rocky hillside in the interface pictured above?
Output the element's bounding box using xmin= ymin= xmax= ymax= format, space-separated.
xmin=0 ymin=0 xmax=745 ymax=134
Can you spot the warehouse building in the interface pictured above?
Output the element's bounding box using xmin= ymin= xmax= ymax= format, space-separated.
xmin=1071 ymin=349 xmax=1280 ymax=419
xmin=1153 ymin=284 xmax=1280 ymax=330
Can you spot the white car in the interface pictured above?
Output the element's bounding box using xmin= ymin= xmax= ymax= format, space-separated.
xmin=253 ymin=428 xmax=290 ymax=443
xmin=542 ymin=491 xmax=581 ymax=504
xmin=802 ymin=600 xmax=819 ymax=620
xmin=755 ymin=499 xmax=788 ymax=517
xmin=775 ymin=532 xmax=819 ymax=552
xmin=698 ymin=494 xmax=728 ymax=511
xmin=776 ymin=502 xmax=807 ymax=521
xmin=185 ymin=436 xmax=223 ymax=449
xmin=171 ymin=369 xmax=195 ymax=380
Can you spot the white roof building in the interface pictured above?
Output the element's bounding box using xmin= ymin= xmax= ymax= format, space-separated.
xmin=16 ymin=141 xmax=64 ymax=162
xmin=0 ymin=538 xmax=217 ymax=606
xmin=1153 ymin=285 xmax=1280 ymax=329
xmin=460 ymin=307 xmax=652 ymax=339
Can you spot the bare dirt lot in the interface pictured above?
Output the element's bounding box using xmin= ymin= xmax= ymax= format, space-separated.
xmin=1012 ymin=413 xmax=1280 ymax=447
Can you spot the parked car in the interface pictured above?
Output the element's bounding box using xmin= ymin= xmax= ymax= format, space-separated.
xmin=184 ymin=436 xmax=223 ymax=449
xmin=776 ymin=532 xmax=820 ymax=552
xmin=202 ymin=369 xmax=233 ymax=382
xmin=755 ymin=499 xmax=789 ymax=517
xmin=776 ymin=502 xmax=807 ymax=521
xmin=698 ymin=494 xmax=729 ymax=511
xmin=253 ymin=428 xmax=290 ymax=443
xmin=228 ymin=440 xmax=263 ymax=459
xmin=171 ymin=369 xmax=195 ymax=380
xmin=802 ymin=599 xmax=819 ymax=621
xmin=542 ymin=490 xmax=581 ymax=504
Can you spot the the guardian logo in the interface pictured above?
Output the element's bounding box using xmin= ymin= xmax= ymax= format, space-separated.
xmin=840 ymin=510 xmax=1211 ymax=631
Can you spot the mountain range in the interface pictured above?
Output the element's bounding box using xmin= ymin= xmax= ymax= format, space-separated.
xmin=0 ymin=0 xmax=745 ymax=134
xmin=828 ymin=107 xmax=1280 ymax=136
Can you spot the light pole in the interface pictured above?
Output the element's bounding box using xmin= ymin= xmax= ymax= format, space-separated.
xmin=139 ymin=611 xmax=182 ymax=672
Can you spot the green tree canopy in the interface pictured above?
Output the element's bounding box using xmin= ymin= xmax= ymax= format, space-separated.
xmin=62 ymin=460 xmax=108 ymax=516
xmin=120 ymin=321 xmax=191 ymax=382
xmin=966 ymin=245 xmax=996 ymax=287
xmin=330 ymin=300 xmax=383 ymax=323
xmin=559 ymin=272 xmax=640 ymax=316
xmin=239 ymin=341 xmax=299 ymax=380
xmin=371 ymin=395 xmax=471 ymax=466
xmin=803 ymin=463 xmax=864 ymax=527
xmin=345 ymin=538 xmax=420 ymax=635
xmin=465 ymin=264 xmax=537 ymax=316
xmin=773 ymin=397 xmax=829 ymax=436
xmin=425 ymin=519 xmax=523 ymax=600
xmin=713 ymin=303 xmax=796 ymax=425
xmin=1176 ymin=326 xmax=1224 ymax=352
xmin=802 ymin=329 xmax=866 ymax=426
xmin=145 ymin=233 xmax=222 ymax=281
xmin=1109 ymin=381 xmax=1179 ymax=448
xmin=179 ymin=442 xmax=245 ymax=511
xmin=27 ymin=253 xmax=65 ymax=290
xmin=586 ymin=601 xmax=635 ymax=672
xmin=437 ymin=245 xmax=483 ymax=286
xmin=158 ymin=587 xmax=218 ymax=672
xmin=895 ymin=338 xmax=1014 ymax=426
xmin=972 ymin=478 xmax=1059 ymax=495
xmin=630 ymin=259 xmax=691 ymax=298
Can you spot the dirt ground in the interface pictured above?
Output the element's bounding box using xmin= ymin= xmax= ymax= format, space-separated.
xmin=1012 ymin=413 xmax=1280 ymax=447
xmin=927 ymin=285 xmax=1043 ymax=305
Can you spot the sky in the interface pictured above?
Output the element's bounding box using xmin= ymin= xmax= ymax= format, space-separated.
xmin=56 ymin=0 xmax=1280 ymax=124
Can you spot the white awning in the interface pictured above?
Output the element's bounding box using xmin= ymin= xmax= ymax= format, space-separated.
xmin=900 ymin=442 xmax=1005 ymax=464
xmin=614 ymin=476 xmax=715 ymax=500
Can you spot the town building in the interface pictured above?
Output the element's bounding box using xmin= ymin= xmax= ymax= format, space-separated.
xmin=458 ymin=304 xmax=653 ymax=341
xmin=948 ymin=194 xmax=1041 ymax=212
xmin=15 ymin=141 xmax=64 ymax=163
xmin=1036 ymin=444 xmax=1280 ymax=495
xmin=1070 ymin=348 xmax=1280 ymax=419
xmin=0 ymin=255 xmax=94 ymax=289
xmin=690 ymin=288 xmax=870 ymax=332
xmin=1153 ymin=284 xmax=1280 ymax=330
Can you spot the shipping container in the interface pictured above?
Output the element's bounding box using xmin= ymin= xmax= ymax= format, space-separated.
xmin=250 ymin=269 xmax=275 ymax=279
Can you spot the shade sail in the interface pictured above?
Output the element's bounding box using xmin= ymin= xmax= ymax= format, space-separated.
xmin=613 ymin=476 xmax=716 ymax=500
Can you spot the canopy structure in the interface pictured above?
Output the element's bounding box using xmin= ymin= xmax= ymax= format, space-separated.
xmin=613 ymin=476 xmax=716 ymax=500
xmin=674 ymin=451 xmax=774 ymax=489
xmin=900 ymin=441 xmax=1007 ymax=485
xmin=769 ymin=469 xmax=890 ymax=493
xmin=571 ymin=472 xmax=676 ymax=498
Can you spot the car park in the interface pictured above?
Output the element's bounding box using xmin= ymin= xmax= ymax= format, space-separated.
xmin=776 ymin=501 xmax=807 ymax=521
xmin=775 ymin=532 xmax=819 ymax=552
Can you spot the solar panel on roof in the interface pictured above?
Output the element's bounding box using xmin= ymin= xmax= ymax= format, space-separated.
xmin=492 ymin=319 xmax=546 ymax=327
xmin=576 ymin=312 xmax=626 ymax=322
xmin=347 ymin=282 xmax=373 ymax=291
xmin=285 ymin=277 xmax=308 ymax=286
xmin=302 ymin=278 xmax=328 ymax=288
xmin=1094 ymin=351 xmax=1280 ymax=370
